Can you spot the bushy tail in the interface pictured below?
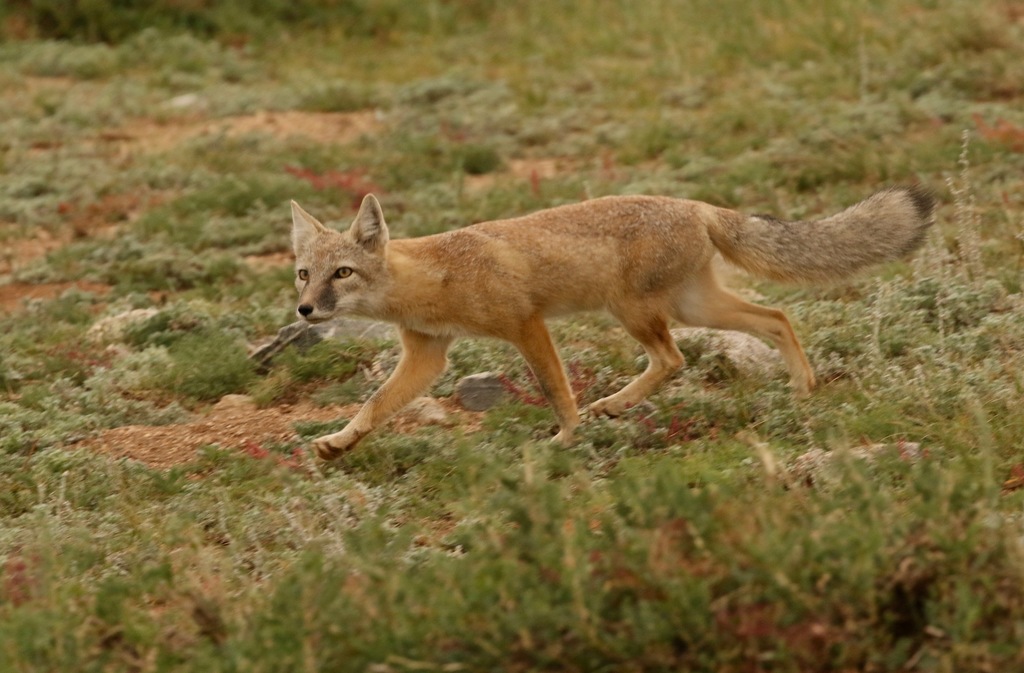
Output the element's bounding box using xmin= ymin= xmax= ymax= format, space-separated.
xmin=708 ymin=186 xmax=935 ymax=283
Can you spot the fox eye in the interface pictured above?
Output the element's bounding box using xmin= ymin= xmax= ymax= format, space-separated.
xmin=334 ymin=267 xmax=353 ymax=279
xmin=297 ymin=269 xmax=309 ymax=281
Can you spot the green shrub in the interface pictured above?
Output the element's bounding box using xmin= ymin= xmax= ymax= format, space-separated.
xmin=123 ymin=305 xmax=211 ymax=349
xmin=98 ymin=245 xmax=247 ymax=293
xmin=249 ymin=339 xmax=374 ymax=406
xmin=282 ymin=341 xmax=363 ymax=383
xmin=15 ymin=40 xmax=119 ymax=78
xmin=459 ymin=144 xmax=503 ymax=175
xmin=165 ymin=331 xmax=256 ymax=401
xmin=1 ymin=0 xmax=503 ymax=43
xmin=298 ymin=81 xmax=381 ymax=113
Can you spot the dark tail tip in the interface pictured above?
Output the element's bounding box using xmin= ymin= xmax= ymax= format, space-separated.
xmin=901 ymin=183 xmax=937 ymax=222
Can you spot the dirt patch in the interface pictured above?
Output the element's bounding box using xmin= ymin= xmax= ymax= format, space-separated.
xmin=243 ymin=251 xmax=293 ymax=271
xmin=0 ymin=226 xmax=69 ymax=276
xmin=83 ymin=395 xmax=482 ymax=470
xmin=509 ymin=158 xmax=564 ymax=180
xmin=59 ymin=191 xmax=163 ymax=238
xmin=102 ymin=110 xmax=380 ymax=156
xmin=86 ymin=398 xmax=360 ymax=470
xmin=20 ymin=75 xmax=78 ymax=97
xmin=0 ymin=280 xmax=112 ymax=313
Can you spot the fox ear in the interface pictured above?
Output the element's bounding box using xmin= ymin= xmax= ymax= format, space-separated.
xmin=349 ymin=193 xmax=389 ymax=252
xmin=291 ymin=200 xmax=327 ymax=250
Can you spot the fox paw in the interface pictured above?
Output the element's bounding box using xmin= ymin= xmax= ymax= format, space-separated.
xmin=312 ymin=429 xmax=362 ymax=461
xmin=791 ymin=372 xmax=816 ymax=398
xmin=551 ymin=428 xmax=577 ymax=447
xmin=588 ymin=395 xmax=631 ymax=418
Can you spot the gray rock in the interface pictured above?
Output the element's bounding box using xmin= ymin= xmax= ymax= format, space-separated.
xmin=87 ymin=308 xmax=160 ymax=343
xmin=213 ymin=394 xmax=257 ymax=413
xmin=455 ymin=372 xmax=506 ymax=411
xmin=397 ymin=397 xmax=449 ymax=426
xmin=788 ymin=442 xmax=925 ymax=486
xmin=250 ymin=318 xmax=394 ymax=371
xmin=671 ymin=327 xmax=784 ymax=380
xmin=314 ymin=317 xmax=395 ymax=343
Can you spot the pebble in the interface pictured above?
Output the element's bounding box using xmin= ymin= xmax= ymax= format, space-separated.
xmin=455 ymin=372 xmax=506 ymax=411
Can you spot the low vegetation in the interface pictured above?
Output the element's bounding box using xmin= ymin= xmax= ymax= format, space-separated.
xmin=2 ymin=0 xmax=1024 ymax=670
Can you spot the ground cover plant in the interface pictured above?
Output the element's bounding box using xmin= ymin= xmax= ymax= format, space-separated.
xmin=2 ymin=0 xmax=1024 ymax=670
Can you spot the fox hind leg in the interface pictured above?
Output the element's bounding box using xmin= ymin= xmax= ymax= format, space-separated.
xmin=589 ymin=311 xmax=685 ymax=417
xmin=674 ymin=266 xmax=815 ymax=395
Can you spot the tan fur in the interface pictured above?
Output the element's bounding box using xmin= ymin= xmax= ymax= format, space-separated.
xmin=290 ymin=188 xmax=934 ymax=459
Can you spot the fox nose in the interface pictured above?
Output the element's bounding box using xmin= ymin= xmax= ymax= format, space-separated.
xmin=297 ymin=304 xmax=314 ymax=317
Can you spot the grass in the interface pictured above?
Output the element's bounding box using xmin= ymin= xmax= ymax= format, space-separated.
xmin=2 ymin=0 xmax=1024 ymax=670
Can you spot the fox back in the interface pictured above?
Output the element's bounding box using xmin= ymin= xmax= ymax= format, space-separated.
xmin=291 ymin=195 xmax=733 ymax=332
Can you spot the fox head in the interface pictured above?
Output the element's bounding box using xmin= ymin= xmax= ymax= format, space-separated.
xmin=290 ymin=194 xmax=391 ymax=323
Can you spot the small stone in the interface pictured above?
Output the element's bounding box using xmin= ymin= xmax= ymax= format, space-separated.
xmin=398 ymin=397 xmax=449 ymax=426
xmin=213 ymin=394 xmax=256 ymax=413
xmin=165 ymin=93 xmax=205 ymax=109
xmin=249 ymin=318 xmax=394 ymax=371
xmin=787 ymin=447 xmax=832 ymax=485
xmin=87 ymin=308 xmax=159 ymax=343
xmin=671 ymin=327 xmax=784 ymax=379
xmin=787 ymin=442 xmax=927 ymax=486
xmin=314 ymin=317 xmax=394 ymax=342
xmin=455 ymin=372 xmax=506 ymax=411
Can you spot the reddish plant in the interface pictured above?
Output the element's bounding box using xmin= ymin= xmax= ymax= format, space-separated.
xmin=973 ymin=113 xmax=1024 ymax=153
xmin=3 ymin=550 xmax=39 ymax=607
xmin=240 ymin=442 xmax=306 ymax=472
xmin=529 ymin=168 xmax=542 ymax=198
xmin=635 ymin=408 xmax=711 ymax=444
xmin=1002 ymin=463 xmax=1024 ymax=494
xmin=284 ymin=166 xmax=384 ymax=209
xmin=498 ymin=361 xmax=595 ymax=407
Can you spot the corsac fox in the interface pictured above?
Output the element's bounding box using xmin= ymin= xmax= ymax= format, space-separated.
xmin=290 ymin=187 xmax=934 ymax=459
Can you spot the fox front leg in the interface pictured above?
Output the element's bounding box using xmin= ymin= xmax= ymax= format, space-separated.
xmin=312 ymin=329 xmax=452 ymax=461
xmin=311 ymin=425 xmax=369 ymax=460
xmin=510 ymin=315 xmax=581 ymax=446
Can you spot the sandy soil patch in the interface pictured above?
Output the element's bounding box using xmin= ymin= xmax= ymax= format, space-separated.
xmin=243 ymin=251 xmax=294 ymax=271
xmin=0 ymin=280 xmax=112 ymax=313
xmin=464 ymin=157 xmax=568 ymax=192
xmin=82 ymin=395 xmax=482 ymax=470
xmin=102 ymin=109 xmax=380 ymax=156
xmin=0 ymin=226 xmax=69 ymax=276
xmin=85 ymin=398 xmax=360 ymax=470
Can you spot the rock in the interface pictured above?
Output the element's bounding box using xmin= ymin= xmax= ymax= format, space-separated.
xmin=213 ymin=394 xmax=257 ymax=413
xmin=165 ymin=93 xmax=207 ymax=110
xmin=249 ymin=322 xmax=310 ymax=370
xmin=788 ymin=442 xmax=925 ymax=486
xmin=787 ymin=447 xmax=832 ymax=485
xmin=455 ymin=372 xmax=506 ymax=411
xmin=397 ymin=397 xmax=449 ymax=426
xmin=671 ymin=327 xmax=784 ymax=380
xmin=315 ymin=317 xmax=395 ymax=342
xmin=250 ymin=318 xmax=394 ymax=371
xmin=87 ymin=308 xmax=159 ymax=343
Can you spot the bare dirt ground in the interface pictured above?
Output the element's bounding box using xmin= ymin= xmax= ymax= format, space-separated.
xmin=86 ymin=397 xmax=360 ymax=469
xmin=0 ymin=226 xmax=68 ymax=276
xmin=101 ymin=109 xmax=381 ymax=156
xmin=83 ymin=396 xmax=479 ymax=469
xmin=0 ymin=279 xmax=111 ymax=312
